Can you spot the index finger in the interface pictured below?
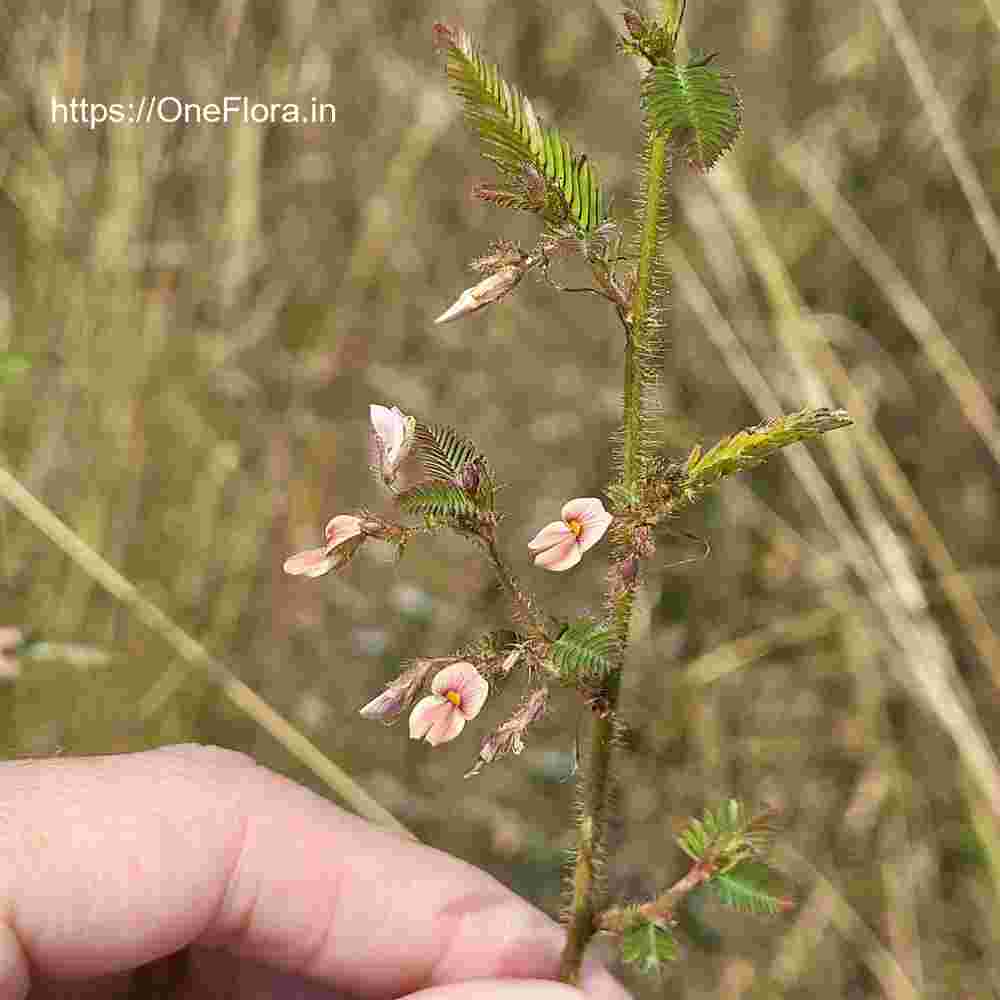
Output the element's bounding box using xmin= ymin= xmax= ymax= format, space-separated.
xmin=0 ymin=744 xmax=627 ymax=998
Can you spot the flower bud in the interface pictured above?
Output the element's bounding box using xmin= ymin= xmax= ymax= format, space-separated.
xmin=369 ymin=404 xmax=416 ymax=487
xmin=358 ymin=657 xmax=440 ymax=723
xmin=458 ymin=461 xmax=481 ymax=495
xmin=619 ymin=556 xmax=639 ymax=584
xmin=623 ymin=11 xmax=644 ymax=38
xmin=435 ymin=265 xmax=525 ymax=324
xmin=358 ymin=685 xmax=407 ymax=723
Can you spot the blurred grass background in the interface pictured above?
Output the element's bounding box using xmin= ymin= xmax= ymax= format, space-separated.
xmin=2 ymin=0 xmax=999 ymax=995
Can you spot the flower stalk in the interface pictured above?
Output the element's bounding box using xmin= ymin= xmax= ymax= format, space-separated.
xmin=478 ymin=521 xmax=553 ymax=639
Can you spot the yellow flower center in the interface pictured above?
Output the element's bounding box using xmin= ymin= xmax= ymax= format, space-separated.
xmin=445 ymin=690 xmax=462 ymax=707
xmin=566 ymin=518 xmax=583 ymax=539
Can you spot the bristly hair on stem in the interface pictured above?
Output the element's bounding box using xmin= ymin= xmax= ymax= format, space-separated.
xmin=614 ymin=135 xmax=671 ymax=490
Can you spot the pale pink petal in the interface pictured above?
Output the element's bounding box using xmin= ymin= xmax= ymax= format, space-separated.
xmin=409 ymin=695 xmax=450 ymax=739
xmin=560 ymin=497 xmax=613 ymax=554
xmin=324 ymin=514 xmax=364 ymax=547
xmin=427 ymin=662 xmax=489 ymax=721
xmin=527 ymin=520 xmax=573 ymax=553
xmin=576 ymin=513 xmax=613 ymax=553
xmin=409 ymin=695 xmax=467 ymax=745
xmin=457 ymin=668 xmax=489 ymax=719
xmin=430 ymin=660 xmax=468 ymax=694
xmin=370 ymin=404 xmax=402 ymax=452
xmin=431 ymin=661 xmax=482 ymax=698
xmin=369 ymin=405 xmax=415 ymax=482
xmin=576 ymin=518 xmax=612 ymax=554
xmin=283 ymin=548 xmax=337 ymax=577
xmin=533 ymin=534 xmax=582 ymax=572
xmin=425 ymin=708 xmax=467 ymax=745
xmin=369 ymin=405 xmax=410 ymax=463
xmin=559 ymin=497 xmax=605 ymax=524
xmin=0 ymin=628 xmax=23 ymax=651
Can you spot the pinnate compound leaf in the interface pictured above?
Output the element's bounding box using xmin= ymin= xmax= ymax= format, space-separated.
xmin=622 ymin=917 xmax=678 ymax=973
xmin=710 ymin=861 xmax=791 ymax=916
xmin=414 ymin=423 xmax=496 ymax=511
xmin=643 ymin=59 xmax=743 ymax=171
xmin=434 ymin=23 xmax=607 ymax=232
xmin=677 ymin=799 xmax=745 ymax=862
xmin=677 ymin=800 xmax=781 ymax=876
xmin=673 ymin=408 xmax=852 ymax=511
xmin=549 ymin=620 xmax=616 ymax=684
xmin=415 ymin=422 xmax=481 ymax=479
xmin=396 ymin=482 xmax=479 ymax=520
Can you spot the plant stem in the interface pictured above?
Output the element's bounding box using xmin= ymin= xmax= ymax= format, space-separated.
xmin=479 ymin=527 xmax=553 ymax=639
xmin=596 ymin=860 xmax=715 ymax=933
xmin=559 ymin=1 xmax=678 ymax=982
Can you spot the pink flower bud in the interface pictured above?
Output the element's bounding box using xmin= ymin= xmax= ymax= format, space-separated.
xmin=358 ymin=686 xmax=406 ymax=723
xmin=457 ymin=461 xmax=481 ymax=495
xmin=359 ymin=657 xmax=443 ymax=723
xmin=434 ymin=265 xmax=525 ymax=324
xmin=369 ymin=404 xmax=416 ymax=486
xmin=619 ymin=556 xmax=639 ymax=584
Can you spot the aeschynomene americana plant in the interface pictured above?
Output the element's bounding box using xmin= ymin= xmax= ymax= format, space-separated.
xmin=284 ymin=3 xmax=850 ymax=985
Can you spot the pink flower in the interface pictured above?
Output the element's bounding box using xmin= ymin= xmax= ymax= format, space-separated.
xmin=283 ymin=514 xmax=364 ymax=578
xmin=527 ymin=497 xmax=613 ymax=572
xmin=370 ymin=404 xmax=415 ymax=486
xmin=409 ymin=661 xmax=489 ymax=746
xmin=0 ymin=627 xmax=23 ymax=680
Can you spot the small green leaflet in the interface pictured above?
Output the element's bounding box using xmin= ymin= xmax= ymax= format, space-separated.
xmin=435 ymin=23 xmax=608 ymax=232
xmin=395 ymin=482 xmax=478 ymax=519
xmin=710 ymin=861 xmax=791 ymax=916
xmin=549 ymin=619 xmax=616 ymax=684
xmin=622 ymin=917 xmax=678 ymax=973
xmin=643 ymin=59 xmax=743 ymax=171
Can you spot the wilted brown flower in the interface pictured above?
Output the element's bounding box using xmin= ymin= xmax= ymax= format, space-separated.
xmin=466 ymin=688 xmax=548 ymax=777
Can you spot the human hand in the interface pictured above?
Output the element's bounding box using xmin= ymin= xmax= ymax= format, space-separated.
xmin=0 ymin=744 xmax=630 ymax=999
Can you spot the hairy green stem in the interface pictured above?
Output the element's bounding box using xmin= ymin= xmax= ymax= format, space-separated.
xmin=480 ymin=528 xmax=552 ymax=638
xmin=559 ymin=1 xmax=677 ymax=981
xmin=558 ymin=713 xmax=614 ymax=982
